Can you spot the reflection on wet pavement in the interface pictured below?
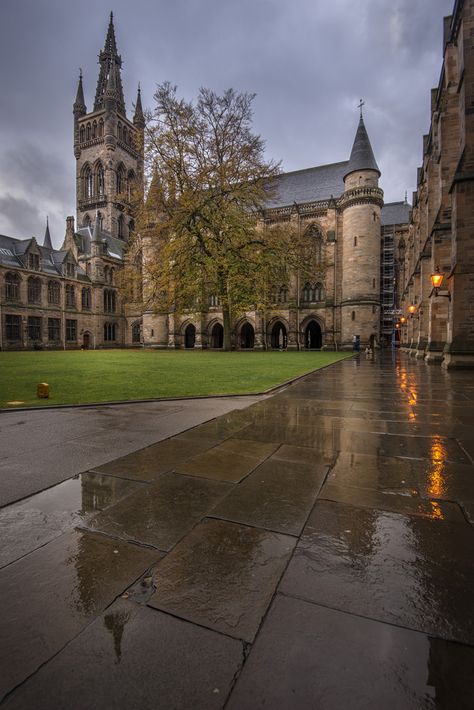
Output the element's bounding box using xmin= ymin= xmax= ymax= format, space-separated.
xmin=2 ymin=351 xmax=474 ymax=707
xmin=149 ymin=518 xmax=295 ymax=642
xmin=0 ymin=529 xmax=159 ymax=700
xmin=0 ymin=473 xmax=144 ymax=568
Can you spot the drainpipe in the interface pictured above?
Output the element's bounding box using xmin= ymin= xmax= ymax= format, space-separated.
xmin=333 ymin=205 xmax=338 ymax=351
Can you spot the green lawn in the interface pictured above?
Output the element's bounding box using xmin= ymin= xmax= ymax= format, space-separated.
xmin=0 ymin=349 xmax=352 ymax=408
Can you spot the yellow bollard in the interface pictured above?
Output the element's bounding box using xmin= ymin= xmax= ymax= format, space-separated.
xmin=37 ymin=383 xmax=49 ymax=399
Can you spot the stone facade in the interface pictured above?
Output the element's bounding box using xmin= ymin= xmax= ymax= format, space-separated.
xmin=401 ymin=0 xmax=474 ymax=368
xmin=1 ymin=13 xmax=413 ymax=352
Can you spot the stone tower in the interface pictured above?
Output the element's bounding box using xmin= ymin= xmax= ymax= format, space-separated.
xmin=73 ymin=13 xmax=144 ymax=241
xmin=339 ymin=111 xmax=384 ymax=348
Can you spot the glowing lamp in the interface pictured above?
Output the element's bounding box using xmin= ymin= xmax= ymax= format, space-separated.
xmin=431 ymin=267 xmax=444 ymax=290
xmin=400 ymin=316 xmax=406 ymax=324
xmin=408 ymin=304 xmax=416 ymax=315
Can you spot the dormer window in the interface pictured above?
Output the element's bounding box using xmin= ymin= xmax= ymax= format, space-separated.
xmin=66 ymin=263 xmax=76 ymax=278
xmin=28 ymin=253 xmax=40 ymax=270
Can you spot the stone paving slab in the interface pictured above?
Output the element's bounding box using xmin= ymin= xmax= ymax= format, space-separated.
xmin=148 ymin=518 xmax=295 ymax=642
xmin=1 ymin=599 xmax=243 ymax=710
xmin=0 ymin=472 xmax=144 ymax=569
xmin=227 ymin=594 xmax=474 ymax=710
xmin=92 ymin=434 xmax=222 ymax=481
xmin=326 ymin=451 xmax=474 ymax=510
xmin=173 ymin=438 xmax=278 ymax=482
xmin=211 ymin=457 xmax=328 ymax=535
xmin=279 ymin=499 xmax=474 ymax=644
xmin=320 ymin=482 xmax=466 ymax=521
xmin=85 ymin=472 xmax=233 ymax=551
xmin=0 ymin=529 xmax=159 ymax=701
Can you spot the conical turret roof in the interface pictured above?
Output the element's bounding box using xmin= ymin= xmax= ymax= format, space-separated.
xmin=344 ymin=115 xmax=380 ymax=180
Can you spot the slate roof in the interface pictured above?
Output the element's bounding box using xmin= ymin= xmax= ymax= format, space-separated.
xmin=266 ymin=161 xmax=349 ymax=209
xmin=0 ymin=233 xmax=89 ymax=280
xmin=75 ymin=226 xmax=125 ymax=260
xmin=344 ymin=116 xmax=380 ymax=179
xmin=381 ymin=201 xmax=411 ymax=226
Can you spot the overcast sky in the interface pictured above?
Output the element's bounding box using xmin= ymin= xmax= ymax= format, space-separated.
xmin=0 ymin=0 xmax=454 ymax=248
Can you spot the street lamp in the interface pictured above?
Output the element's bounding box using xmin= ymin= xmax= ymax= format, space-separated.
xmin=400 ymin=316 xmax=406 ymax=324
xmin=408 ymin=304 xmax=416 ymax=315
xmin=430 ymin=266 xmax=451 ymax=299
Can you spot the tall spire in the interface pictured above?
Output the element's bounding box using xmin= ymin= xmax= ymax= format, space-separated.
xmin=133 ymin=84 xmax=145 ymax=128
xmin=43 ymin=217 xmax=53 ymax=249
xmin=344 ymin=110 xmax=380 ymax=180
xmin=94 ymin=13 xmax=126 ymax=115
xmin=73 ymin=70 xmax=86 ymax=116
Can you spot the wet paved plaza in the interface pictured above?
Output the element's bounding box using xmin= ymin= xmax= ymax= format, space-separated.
xmin=1 ymin=352 xmax=474 ymax=708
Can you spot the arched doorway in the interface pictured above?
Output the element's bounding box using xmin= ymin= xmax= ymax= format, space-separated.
xmin=271 ymin=321 xmax=287 ymax=349
xmin=210 ymin=323 xmax=223 ymax=349
xmin=305 ymin=321 xmax=322 ymax=349
xmin=82 ymin=331 xmax=91 ymax=350
xmin=240 ymin=322 xmax=255 ymax=349
xmin=184 ymin=324 xmax=196 ymax=349
xmin=132 ymin=321 xmax=141 ymax=344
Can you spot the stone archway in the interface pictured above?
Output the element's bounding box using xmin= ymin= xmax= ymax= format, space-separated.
xmin=240 ymin=322 xmax=255 ymax=349
xmin=305 ymin=320 xmax=322 ymax=349
xmin=210 ymin=323 xmax=224 ymax=349
xmin=270 ymin=321 xmax=287 ymax=349
xmin=184 ymin=324 xmax=196 ymax=349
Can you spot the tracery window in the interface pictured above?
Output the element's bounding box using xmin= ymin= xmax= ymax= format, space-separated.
xmin=81 ymin=287 xmax=92 ymax=310
xmin=97 ymin=164 xmax=105 ymax=195
xmin=83 ymin=166 xmax=93 ymax=199
xmin=277 ymin=285 xmax=288 ymax=303
xmin=103 ymin=289 xmax=116 ymax=313
xmin=27 ymin=277 xmax=41 ymax=303
xmin=65 ymin=284 xmax=75 ymax=308
xmin=48 ymin=280 xmax=60 ymax=304
xmin=5 ymin=272 xmax=20 ymax=301
xmin=104 ymin=322 xmax=117 ymax=341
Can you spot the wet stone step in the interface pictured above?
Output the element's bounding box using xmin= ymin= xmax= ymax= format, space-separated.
xmin=85 ymin=472 xmax=233 ymax=551
xmin=0 ymin=529 xmax=159 ymax=701
xmin=211 ymin=456 xmax=328 ymax=536
xmin=1 ymin=599 xmax=243 ymax=710
xmin=148 ymin=518 xmax=295 ymax=642
xmin=227 ymin=594 xmax=474 ymax=710
xmin=91 ymin=434 xmax=222 ymax=481
xmin=0 ymin=472 xmax=145 ymax=569
xmin=279 ymin=500 xmax=474 ymax=644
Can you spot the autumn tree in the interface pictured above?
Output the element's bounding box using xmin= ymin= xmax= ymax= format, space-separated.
xmin=131 ymin=83 xmax=301 ymax=350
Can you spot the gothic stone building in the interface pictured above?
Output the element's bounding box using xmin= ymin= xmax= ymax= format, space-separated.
xmin=400 ymin=0 xmax=474 ymax=368
xmin=0 ymin=13 xmax=409 ymax=351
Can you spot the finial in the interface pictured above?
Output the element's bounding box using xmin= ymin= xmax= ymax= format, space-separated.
xmin=357 ymin=99 xmax=365 ymax=118
xmin=110 ymin=11 xmax=113 ymax=21
xmin=79 ymin=68 xmax=82 ymax=80
xmin=404 ymin=190 xmax=408 ymax=204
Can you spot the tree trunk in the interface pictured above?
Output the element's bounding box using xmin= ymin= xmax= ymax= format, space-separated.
xmin=222 ymin=303 xmax=232 ymax=351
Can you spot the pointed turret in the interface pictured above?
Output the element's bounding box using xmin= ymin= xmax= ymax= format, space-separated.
xmin=73 ymin=70 xmax=86 ymax=116
xmin=92 ymin=214 xmax=101 ymax=242
xmin=344 ymin=113 xmax=380 ymax=180
xmin=43 ymin=217 xmax=53 ymax=249
xmin=133 ymin=84 xmax=145 ymax=128
xmin=94 ymin=13 xmax=126 ymax=115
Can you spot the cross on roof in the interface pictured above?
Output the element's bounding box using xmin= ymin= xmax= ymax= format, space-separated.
xmin=358 ymin=99 xmax=365 ymax=117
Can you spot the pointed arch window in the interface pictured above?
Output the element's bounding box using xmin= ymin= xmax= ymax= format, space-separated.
xmin=81 ymin=287 xmax=92 ymax=310
xmin=277 ymin=285 xmax=289 ymax=303
xmin=5 ymin=272 xmax=20 ymax=301
xmin=83 ymin=166 xmax=93 ymax=199
xmin=83 ymin=214 xmax=91 ymax=229
xmin=92 ymin=121 xmax=97 ymax=139
xmin=117 ymin=214 xmax=124 ymax=239
xmin=122 ymin=127 xmax=127 ymax=145
xmin=97 ymin=212 xmax=104 ymax=231
xmin=98 ymin=119 xmax=104 ymax=137
xmin=127 ymin=170 xmax=136 ymax=201
xmin=104 ymin=322 xmax=117 ymax=342
xmin=86 ymin=123 xmax=91 ymax=140
xmin=96 ymin=164 xmax=105 ymax=195
xmin=116 ymin=165 xmax=126 ymax=195
xmin=117 ymin=123 xmax=122 ymax=142
xmin=79 ymin=126 xmax=85 ymax=143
